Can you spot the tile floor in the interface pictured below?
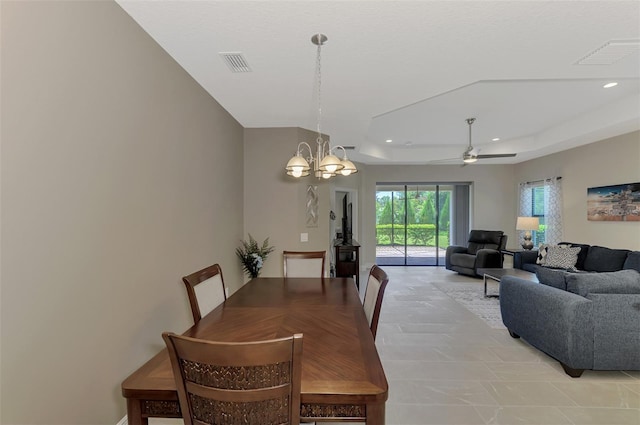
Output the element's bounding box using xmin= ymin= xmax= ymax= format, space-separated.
xmin=151 ymin=266 xmax=640 ymax=425
xmin=375 ymin=266 xmax=640 ymax=425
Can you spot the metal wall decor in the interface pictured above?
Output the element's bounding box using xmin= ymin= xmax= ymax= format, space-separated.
xmin=306 ymin=185 xmax=319 ymax=227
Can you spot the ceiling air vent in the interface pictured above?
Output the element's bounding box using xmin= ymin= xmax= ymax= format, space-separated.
xmin=219 ymin=52 xmax=252 ymax=73
xmin=576 ymin=40 xmax=640 ymax=65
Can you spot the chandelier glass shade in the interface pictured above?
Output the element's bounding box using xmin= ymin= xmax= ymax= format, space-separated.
xmin=285 ymin=34 xmax=357 ymax=179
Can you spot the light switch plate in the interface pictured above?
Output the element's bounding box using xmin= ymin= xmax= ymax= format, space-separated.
xmin=300 ymin=233 xmax=309 ymax=242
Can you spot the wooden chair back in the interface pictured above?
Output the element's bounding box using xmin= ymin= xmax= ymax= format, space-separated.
xmin=362 ymin=264 xmax=389 ymax=340
xmin=283 ymin=251 xmax=326 ymax=278
xmin=182 ymin=263 xmax=226 ymax=324
xmin=163 ymin=332 xmax=303 ymax=425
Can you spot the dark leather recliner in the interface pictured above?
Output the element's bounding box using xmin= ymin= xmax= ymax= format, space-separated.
xmin=445 ymin=230 xmax=507 ymax=277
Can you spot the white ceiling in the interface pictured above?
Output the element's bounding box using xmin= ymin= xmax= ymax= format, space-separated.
xmin=116 ymin=0 xmax=640 ymax=165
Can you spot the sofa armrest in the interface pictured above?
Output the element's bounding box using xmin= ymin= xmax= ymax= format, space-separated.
xmin=589 ymin=293 xmax=640 ymax=370
xmin=474 ymin=248 xmax=503 ymax=269
xmin=445 ymin=245 xmax=468 ymax=270
xmin=500 ymin=276 xmax=594 ymax=370
xmin=513 ymin=250 xmax=538 ymax=270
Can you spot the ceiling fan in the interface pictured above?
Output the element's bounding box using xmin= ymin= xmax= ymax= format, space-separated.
xmin=461 ymin=118 xmax=516 ymax=163
xmin=429 ymin=118 xmax=517 ymax=164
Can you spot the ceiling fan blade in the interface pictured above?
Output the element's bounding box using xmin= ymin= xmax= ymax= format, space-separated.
xmin=476 ymin=153 xmax=517 ymax=159
xmin=427 ymin=157 xmax=461 ymax=164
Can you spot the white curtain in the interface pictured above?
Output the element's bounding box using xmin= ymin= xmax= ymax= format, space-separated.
xmin=518 ymin=182 xmax=533 ymax=217
xmin=519 ymin=177 xmax=563 ymax=245
xmin=518 ymin=181 xmax=534 ymax=246
xmin=544 ymin=177 xmax=563 ymax=244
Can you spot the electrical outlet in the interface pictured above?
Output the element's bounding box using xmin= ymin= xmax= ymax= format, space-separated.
xmin=300 ymin=233 xmax=308 ymax=242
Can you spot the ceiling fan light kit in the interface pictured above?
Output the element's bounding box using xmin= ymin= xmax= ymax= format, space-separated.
xmin=459 ymin=117 xmax=515 ymax=164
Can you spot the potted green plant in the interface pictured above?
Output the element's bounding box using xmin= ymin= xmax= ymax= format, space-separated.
xmin=235 ymin=234 xmax=275 ymax=278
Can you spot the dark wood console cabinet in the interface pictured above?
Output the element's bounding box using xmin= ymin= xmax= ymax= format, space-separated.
xmin=334 ymin=240 xmax=360 ymax=289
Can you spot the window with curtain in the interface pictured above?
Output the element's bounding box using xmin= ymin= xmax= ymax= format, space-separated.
xmin=519 ymin=177 xmax=563 ymax=245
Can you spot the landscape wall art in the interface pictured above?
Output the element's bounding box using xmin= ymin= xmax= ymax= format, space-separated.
xmin=587 ymin=182 xmax=640 ymax=221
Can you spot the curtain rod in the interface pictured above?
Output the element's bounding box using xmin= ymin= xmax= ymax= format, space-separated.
xmin=521 ymin=176 xmax=562 ymax=185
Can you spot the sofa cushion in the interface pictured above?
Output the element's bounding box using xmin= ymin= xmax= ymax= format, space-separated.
xmin=559 ymin=242 xmax=590 ymax=270
xmin=467 ymin=230 xmax=503 ymax=255
xmin=565 ymin=269 xmax=640 ymax=297
xmin=583 ymin=246 xmax=631 ymax=272
xmin=450 ymin=253 xmax=476 ymax=269
xmin=535 ymin=267 xmax=568 ymax=290
xmin=522 ymin=263 xmax=541 ymax=273
xmin=623 ymin=251 xmax=640 ymax=273
xmin=543 ymin=245 xmax=580 ymax=270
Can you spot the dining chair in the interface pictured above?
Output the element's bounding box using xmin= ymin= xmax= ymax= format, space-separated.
xmin=182 ymin=263 xmax=226 ymax=325
xmin=283 ymin=250 xmax=326 ymax=278
xmin=162 ymin=332 xmax=303 ymax=425
xmin=362 ymin=264 xmax=389 ymax=340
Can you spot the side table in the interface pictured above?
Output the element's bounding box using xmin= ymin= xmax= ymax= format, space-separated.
xmin=501 ymin=247 xmax=538 ymax=269
xmin=501 ymin=247 xmax=537 ymax=256
xmin=334 ymin=240 xmax=360 ymax=289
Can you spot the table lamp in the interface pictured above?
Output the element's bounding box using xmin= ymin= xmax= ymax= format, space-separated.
xmin=516 ymin=216 xmax=539 ymax=250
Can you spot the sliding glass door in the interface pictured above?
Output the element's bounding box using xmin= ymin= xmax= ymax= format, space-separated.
xmin=375 ymin=186 xmax=407 ymax=265
xmin=376 ymin=183 xmax=467 ymax=266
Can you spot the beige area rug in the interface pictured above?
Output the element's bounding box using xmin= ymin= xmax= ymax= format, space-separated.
xmin=433 ymin=280 xmax=506 ymax=329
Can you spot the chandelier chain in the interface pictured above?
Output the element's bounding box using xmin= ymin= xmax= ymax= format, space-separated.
xmin=316 ymin=36 xmax=322 ymax=138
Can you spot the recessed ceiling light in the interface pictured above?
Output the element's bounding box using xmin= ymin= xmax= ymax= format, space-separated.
xmin=492 ymin=138 xmax=500 ymax=142
xmin=385 ymin=139 xmax=393 ymax=143
xmin=603 ymin=82 xmax=618 ymax=88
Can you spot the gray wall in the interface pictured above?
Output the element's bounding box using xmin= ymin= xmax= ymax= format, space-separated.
xmin=244 ymin=130 xmax=640 ymax=271
xmin=2 ymin=2 xmax=639 ymax=424
xmin=360 ymin=164 xmax=516 ymax=267
xmin=244 ymin=127 xmax=363 ymax=278
xmin=514 ymin=131 xmax=640 ymax=250
xmin=1 ymin=1 xmax=244 ymax=423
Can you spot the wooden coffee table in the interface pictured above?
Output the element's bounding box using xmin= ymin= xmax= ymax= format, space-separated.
xmin=477 ymin=268 xmax=538 ymax=298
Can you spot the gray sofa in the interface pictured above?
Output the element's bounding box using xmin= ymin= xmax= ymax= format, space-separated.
xmin=513 ymin=242 xmax=639 ymax=274
xmin=501 ymin=245 xmax=640 ymax=377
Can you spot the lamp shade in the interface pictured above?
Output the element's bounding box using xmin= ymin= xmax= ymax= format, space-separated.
xmin=318 ymin=153 xmax=344 ymax=173
xmin=516 ymin=216 xmax=539 ymax=231
xmin=285 ymin=154 xmax=310 ymax=177
xmin=339 ymin=158 xmax=358 ymax=176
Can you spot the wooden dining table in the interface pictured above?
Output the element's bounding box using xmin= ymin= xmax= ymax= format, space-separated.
xmin=121 ymin=277 xmax=388 ymax=424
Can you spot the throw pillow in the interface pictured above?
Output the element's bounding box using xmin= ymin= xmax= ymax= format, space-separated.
xmin=559 ymin=242 xmax=590 ymax=270
xmin=565 ymin=269 xmax=640 ymax=297
xmin=535 ymin=267 xmax=568 ymax=290
xmin=536 ymin=244 xmax=549 ymax=264
xmin=543 ymin=245 xmax=580 ymax=270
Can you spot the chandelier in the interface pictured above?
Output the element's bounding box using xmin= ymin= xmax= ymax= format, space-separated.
xmin=285 ymin=34 xmax=357 ymax=179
